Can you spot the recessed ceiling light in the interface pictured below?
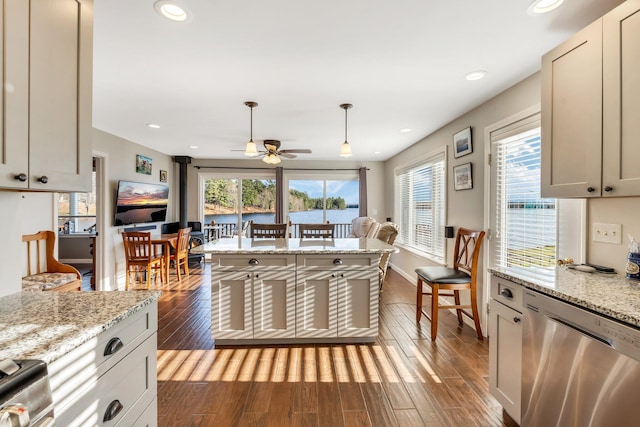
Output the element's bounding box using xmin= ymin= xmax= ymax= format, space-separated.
xmin=188 ymin=145 xmax=199 ymax=149
xmin=147 ymin=123 xmax=160 ymax=129
xmin=154 ymin=1 xmax=190 ymax=22
xmin=374 ymin=151 xmax=381 ymax=154
xmin=400 ymin=128 xmax=412 ymax=133
xmin=466 ymin=70 xmax=487 ymax=81
xmin=527 ymin=0 xmax=564 ymax=15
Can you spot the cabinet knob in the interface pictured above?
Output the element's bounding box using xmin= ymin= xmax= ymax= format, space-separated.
xmin=104 ymin=337 xmax=124 ymax=356
xmin=513 ymin=317 xmax=521 ymax=323
xmin=587 ymin=187 xmax=595 ymax=193
xmin=37 ymin=176 xmax=49 ymax=184
xmin=604 ymin=186 xmax=613 ymax=193
xmin=248 ymin=258 xmax=259 ymax=266
xmin=500 ymin=288 xmax=513 ymax=299
xmin=331 ymin=274 xmax=336 ymax=278
xmin=333 ymin=258 xmax=343 ymax=265
xmin=14 ymin=173 xmax=27 ymax=182
xmin=103 ymin=400 xmax=124 ymax=422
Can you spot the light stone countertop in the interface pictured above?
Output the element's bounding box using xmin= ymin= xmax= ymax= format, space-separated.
xmin=490 ymin=266 xmax=640 ymax=328
xmin=0 ymin=290 xmax=161 ymax=363
xmin=192 ymin=237 xmax=398 ymax=255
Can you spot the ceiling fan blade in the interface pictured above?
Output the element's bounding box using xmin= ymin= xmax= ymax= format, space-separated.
xmin=279 ymin=152 xmax=297 ymax=159
xmin=280 ymin=149 xmax=312 ymax=154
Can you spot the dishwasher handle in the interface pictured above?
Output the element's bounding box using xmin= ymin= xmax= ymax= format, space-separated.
xmin=547 ymin=315 xmax=612 ymax=347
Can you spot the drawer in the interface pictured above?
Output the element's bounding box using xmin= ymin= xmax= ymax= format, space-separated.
xmin=297 ymin=254 xmax=378 ymax=271
xmin=49 ymin=304 xmax=157 ymax=411
xmin=210 ymin=255 xmax=295 ymax=271
xmin=55 ymin=333 xmax=157 ymax=427
xmin=490 ymin=275 xmax=523 ymax=312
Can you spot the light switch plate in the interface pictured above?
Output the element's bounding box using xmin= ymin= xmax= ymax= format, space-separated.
xmin=592 ymin=223 xmax=622 ymax=244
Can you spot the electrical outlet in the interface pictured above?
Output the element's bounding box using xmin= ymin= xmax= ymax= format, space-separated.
xmin=592 ymin=223 xmax=622 ymax=244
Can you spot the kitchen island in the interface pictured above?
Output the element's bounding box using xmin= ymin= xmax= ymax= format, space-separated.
xmin=0 ymin=290 xmax=160 ymax=426
xmin=195 ymin=237 xmax=397 ymax=344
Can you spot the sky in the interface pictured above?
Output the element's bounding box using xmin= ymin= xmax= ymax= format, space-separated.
xmin=289 ymin=179 xmax=359 ymax=205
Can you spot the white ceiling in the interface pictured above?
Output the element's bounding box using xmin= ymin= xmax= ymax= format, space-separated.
xmin=92 ymin=0 xmax=624 ymax=162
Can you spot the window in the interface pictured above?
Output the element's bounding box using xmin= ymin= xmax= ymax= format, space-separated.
xmin=491 ymin=114 xmax=557 ymax=268
xmin=395 ymin=149 xmax=446 ymax=262
xmin=287 ymin=178 xmax=359 ymax=226
xmin=58 ymin=168 xmax=96 ymax=234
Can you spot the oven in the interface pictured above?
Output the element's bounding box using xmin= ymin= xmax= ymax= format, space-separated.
xmin=522 ymin=289 xmax=640 ymax=426
xmin=0 ymin=359 xmax=54 ymax=427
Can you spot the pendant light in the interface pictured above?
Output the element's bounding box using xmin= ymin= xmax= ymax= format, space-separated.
xmin=244 ymin=101 xmax=259 ymax=157
xmin=339 ymin=103 xmax=353 ymax=157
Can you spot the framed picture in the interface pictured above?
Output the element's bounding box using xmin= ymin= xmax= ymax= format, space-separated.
xmin=159 ymin=170 xmax=167 ymax=182
xmin=454 ymin=162 xmax=473 ymax=190
xmin=136 ymin=154 xmax=152 ymax=175
xmin=453 ymin=126 xmax=472 ymax=158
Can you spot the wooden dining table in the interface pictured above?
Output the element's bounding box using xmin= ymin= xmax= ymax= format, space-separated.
xmin=152 ymin=233 xmax=178 ymax=282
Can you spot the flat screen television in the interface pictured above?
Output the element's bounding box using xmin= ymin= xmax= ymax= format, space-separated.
xmin=114 ymin=180 xmax=169 ymax=226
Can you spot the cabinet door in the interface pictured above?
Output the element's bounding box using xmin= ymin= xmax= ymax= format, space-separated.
xmin=489 ymin=300 xmax=522 ymax=425
xmin=253 ymin=270 xmax=296 ymax=338
xmin=29 ymin=0 xmax=93 ymax=192
xmin=603 ymin=1 xmax=640 ymax=196
xmin=212 ymin=271 xmax=253 ymax=339
xmin=541 ymin=20 xmax=603 ymax=198
xmin=296 ymin=271 xmax=338 ymax=338
xmin=0 ymin=0 xmax=29 ymax=189
xmin=337 ymin=270 xmax=378 ymax=338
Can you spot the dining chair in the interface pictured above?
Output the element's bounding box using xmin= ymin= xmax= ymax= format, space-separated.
xmin=122 ymin=231 xmax=165 ymax=290
xmin=250 ymin=222 xmax=288 ymax=238
xmin=299 ymin=223 xmax=335 ymax=238
xmin=415 ymin=227 xmax=485 ymax=340
xmin=170 ymin=227 xmax=191 ymax=282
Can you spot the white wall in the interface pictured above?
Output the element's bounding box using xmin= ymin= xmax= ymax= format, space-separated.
xmin=90 ymin=129 xmax=175 ymax=290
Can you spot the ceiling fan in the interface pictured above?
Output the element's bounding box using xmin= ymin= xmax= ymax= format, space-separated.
xmin=239 ymin=101 xmax=312 ymax=164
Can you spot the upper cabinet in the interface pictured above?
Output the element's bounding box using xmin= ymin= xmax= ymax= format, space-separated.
xmin=0 ymin=0 xmax=93 ymax=192
xmin=541 ymin=0 xmax=640 ymax=198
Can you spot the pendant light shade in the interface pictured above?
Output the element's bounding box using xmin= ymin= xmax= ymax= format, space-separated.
xmin=339 ymin=103 xmax=353 ymax=157
xmin=244 ymin=101 xmax=259 ymax=157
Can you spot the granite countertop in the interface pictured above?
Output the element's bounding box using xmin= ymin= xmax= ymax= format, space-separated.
xmin=490 ymin=266 xmax=640 ymax=328
xmin=0 ymin=290 xmax=161 ymax=363
xmin=193 ymin=237 xmax=398 ymax=255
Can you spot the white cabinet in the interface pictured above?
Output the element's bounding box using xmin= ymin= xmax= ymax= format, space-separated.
xmin=489 ymin=275 xmax=523 ymax=425
xmin=0 ymin=0 xmax=93 ymax=191
xmin=48 ymin=303 xmax=158 ymax=426
xmin=210 ymin=255 xmax=296 ymax=341
xmin=296 ymin=255 xmax=378 ymax=339
xmin=542 ymin=0 xmax=640 ymax=198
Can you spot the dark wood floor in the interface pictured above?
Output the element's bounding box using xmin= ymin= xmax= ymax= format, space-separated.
xmin=154 ymin=263 xmax=517 ymax=427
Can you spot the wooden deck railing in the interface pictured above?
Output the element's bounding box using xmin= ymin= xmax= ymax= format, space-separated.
xmin=204 ymin=222 xmax=352 ymax=241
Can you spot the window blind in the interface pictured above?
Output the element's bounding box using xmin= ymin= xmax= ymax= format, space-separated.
xmin=492 ymin=119 xmax=557 ymax=268
xmin=396 ymin=151 xmax=446 ymax=262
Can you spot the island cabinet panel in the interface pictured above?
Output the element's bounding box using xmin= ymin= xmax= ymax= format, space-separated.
xmin=212 ymin=271 xmax=254 ymax=339
xmin=337 ymin=269 xmax=378 ymax=338
xmin=253 ymin=271 xmax=296 ymax=338
xmin=296 ymin=271 xmax=338 ymax=338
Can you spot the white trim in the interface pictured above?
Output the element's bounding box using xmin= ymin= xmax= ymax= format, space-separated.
xmin=93 ymin=150 xmax=109 ymax=291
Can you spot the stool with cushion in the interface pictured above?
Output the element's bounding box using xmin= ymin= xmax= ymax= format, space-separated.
xmin=415 ymin=227 xmax=485 ymax=340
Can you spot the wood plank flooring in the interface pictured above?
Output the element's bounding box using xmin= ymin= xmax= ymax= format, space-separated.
xmin=154 ymin=264 xmax=518 ymax=427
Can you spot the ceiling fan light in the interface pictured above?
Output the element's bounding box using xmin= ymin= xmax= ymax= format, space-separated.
xmin=340 ymin=141 xmax=353 ymax=157
xmin=244 ymin=140 xmax=259 ymax=157
xmin=263 ymin=153 xmax=281 ymax=165
xmin=527 ymin=0 xmax=564 ymax=15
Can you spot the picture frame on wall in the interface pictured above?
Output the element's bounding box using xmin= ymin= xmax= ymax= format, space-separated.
xmin=453 ymin=126 xmax=472 ymax=158
xmin=136 ymin=154 xmax=153 ymax=175
xmin=159 ymin=170 xmax=167 ymax=182
xmin=454 ymin=162 xmax=473 ymax=190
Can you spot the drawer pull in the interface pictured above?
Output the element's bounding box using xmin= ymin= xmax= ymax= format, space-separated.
xmin=500 ymin=288 xmax=513 ymax=299
xmin=103 ymin=399 xmax=124 ymax=422
xmin=104 ymin=337 xmax=124 ymax=356
xmin=14 ymin=173 xmax=27 ymax=182
xmin=249 ymin=258 xmax=259 ymax=266
xmin=333 ymin=258 xmax=343 ymax=265
xmin=37 ymin=176 xmax=49 ymax=184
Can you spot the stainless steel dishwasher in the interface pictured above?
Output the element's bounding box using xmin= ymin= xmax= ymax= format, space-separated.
xmin=522 ymin=289 xmax=640 ymax=427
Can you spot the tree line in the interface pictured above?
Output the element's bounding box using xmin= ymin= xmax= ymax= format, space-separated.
xmin=204 ymin=179 xmax=347 ymax=212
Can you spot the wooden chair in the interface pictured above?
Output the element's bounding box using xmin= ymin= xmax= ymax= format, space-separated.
xmin=122 ymin=231 xmax=165 ymax=290
xmin=299 ymin=223 xmax=335 ymax=238
xmin=375 ymin=222 xmax=399 ymax=289
xmin=170 ymin=227 xmax=191 ymax=282
xmin=250 ymin=222 xmax=288 ymax=238
xmin=22 ymin=231 xmax=81 ymax=291
xmin=415 ymin=227 xmax=485 ymax=340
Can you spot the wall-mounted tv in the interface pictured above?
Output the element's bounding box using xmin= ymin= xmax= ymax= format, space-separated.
xmin=114 ymin=180 xmax=169 ymax=226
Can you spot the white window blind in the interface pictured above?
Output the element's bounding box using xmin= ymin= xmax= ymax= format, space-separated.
xmin=492 ymin=117 xmax=556 ymax=268
xmin=396 ymin=150 xmax=446 ymax=262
